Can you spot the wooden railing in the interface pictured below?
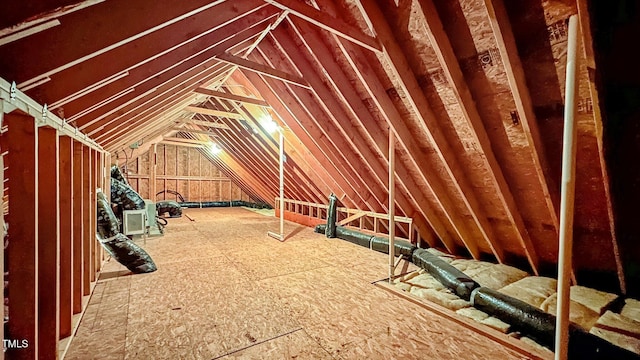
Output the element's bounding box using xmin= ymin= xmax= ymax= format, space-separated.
xmin=275 ymin=198 xmax=414 ymax=242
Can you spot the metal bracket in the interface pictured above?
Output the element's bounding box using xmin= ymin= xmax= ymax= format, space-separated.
xmin=39 ymin=103 xmax=48 ymax=125
xmin=9 ymin=82 xmax=16 ymax=101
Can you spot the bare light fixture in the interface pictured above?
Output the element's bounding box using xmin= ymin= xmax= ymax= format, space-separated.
xmin=261 ymin=114 xmax=280 ymax=134
xmin=209 ymin=142 xmax=222 ymax=155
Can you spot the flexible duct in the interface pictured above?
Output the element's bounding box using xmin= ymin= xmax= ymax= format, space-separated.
xmin=110 ymin=165 xmax=128 ymax=185
xmin=96 ymin=190 xmax=156 ymax=274
xmin=313 ymin=224 xmax=639 ymax=358
xmin=156 ymin=200 xmax=182 ymax=218
xmin=177 ymin=200 xmax=271 ymax=209
xmin=110 ymin=178 xmax=145 ymax=210
xmin=325 ymin=193 xmax=338 ymax=238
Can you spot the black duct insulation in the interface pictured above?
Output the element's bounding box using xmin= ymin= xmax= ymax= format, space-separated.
xmin=100 ymin=233 xmax=157 ymax=274
xmin=178 ymin=200 xmax=271 ymax=209
xmin=111 ymin=178 xmax=145 ymax=210
xmin=156 ymin=201 xmax=182 ymax=218
xmin=97 ymin=190 xmax=157 ymax=274
xmin=110 ymin=165 xmax=128 ymax=185
xmin=412 ymin=249 xmax=480 ymax=301
xmin=96 ymin=192 xmax=119 ymax=238
xmin=371 ymin=236 xmax=417 ymax=257
xmin=313 ymin=222 xmax=639 ymax=358
xmin=325 ymin=193 xmax=338 ymax=238
xmin=336 ymin=226 xmax=373 ymax=247
xmin=472 ymin=287 xmax=639 ymax=359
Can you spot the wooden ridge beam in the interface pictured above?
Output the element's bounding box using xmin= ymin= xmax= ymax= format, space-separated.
xmin=171 ymin=126 xmax=228 ymax=134
xmin=194 ymin=87 xmax=270 ymax=107
xmin=216 ymin=52 xmax=310 ymax=88
xmin=263 ymin=0 xmax=382 ymax=53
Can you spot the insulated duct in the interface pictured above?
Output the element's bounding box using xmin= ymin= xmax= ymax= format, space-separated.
xmin=325 ymin=193 xmax=338 ymax=238
xmin=177 ymin=200 xmax=271 ymax=209
xmin=110 ymin=178 xmax=145 ymax=210
xmin=313 ymin=221 xmax=639 ymax=358
xmin=156 ymin=200 xmax=182 ymax=218
xmin=96 ymin=190 xmax=156 ymax=274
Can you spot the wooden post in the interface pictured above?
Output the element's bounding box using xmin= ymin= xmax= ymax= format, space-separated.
xmin=37 ymin=127 xmax=60 ymax=360
xmin=150 ymin=144 xmax=157 ymax=201
xmin=6 ymin=112 xmax=39 ymax=359
xmin=279 ymin=130 xmax=284 ymax=237
xmin=90 ymin=149 xmax=98 ymax=281
xmin=72 ymin=141 xmax=84 ymax=313
xmin=58 ymin=136 xmax=73 ymax=338
xmin=82 ymin=147 xmax=91 ymax=295
xmin=555 ymin=15 xmax=579 ymax=360
xmin=0 ymin=142 xmax=4 ymax=360
xmin=388 ymin=129 xmax=395 ymax=283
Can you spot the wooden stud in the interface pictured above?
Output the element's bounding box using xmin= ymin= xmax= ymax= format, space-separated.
xmin=37 ymin=126 xmax=60 ymax=360
xmin=82 ymin=146 xmax=91 ymax=296
xmin=6 ymin=112 xmax=39 ymax=360
xmin=72 ymin=141 xmax=84 ymax=314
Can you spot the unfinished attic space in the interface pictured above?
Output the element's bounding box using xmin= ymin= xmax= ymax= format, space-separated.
xmin=2 ymin=0 xmax=640 ymax=358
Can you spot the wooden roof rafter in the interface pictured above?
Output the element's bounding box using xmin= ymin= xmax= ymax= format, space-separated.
xmin=282 ymin=18 xmax=446 ymax=248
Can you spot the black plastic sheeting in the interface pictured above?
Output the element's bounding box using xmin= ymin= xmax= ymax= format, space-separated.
xmin=97 ymin=192 xmax=119 ymax=238
xmin=370 ymin=236 xmax=417 ymax=257
xmin=335 ymin=226 xmax=373 ymax=248
xmin=325 ymin=193 xmax=338 ymax=238
xmin=156 ymin=201 xmax=182 ymax=218
xmin=100 ymin=233 xmax=157 ymax=274
xmin=412 ymin=248 xmax=479 ymax=301
xmin=472 ymin=287 xmax=640 ymax=359
xmin=111 ymin=178 xmax=145 ymax=210
xmin=110 ymin=165 xmax=128 ymax=185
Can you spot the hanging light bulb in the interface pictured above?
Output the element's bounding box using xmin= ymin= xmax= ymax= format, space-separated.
xmin=209 ymin=143 xmax=222 ymax=155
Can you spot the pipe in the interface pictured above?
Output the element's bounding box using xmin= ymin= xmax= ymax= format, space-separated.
xmin=279 ymin=130 xmax=284 ymax=239
xmin=326 ymin=193 xmax=338 ymax=238
xmin=556 ymin=14 xmax=580 ymax=360
xmin=178 ymin=200 xmax=271 ymax=209
xmin=389 ymin=129 xmax=396 ymax=283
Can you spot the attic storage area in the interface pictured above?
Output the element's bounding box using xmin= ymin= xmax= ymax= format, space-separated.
xmin=0 ymin=0 xmax=639 ymax=359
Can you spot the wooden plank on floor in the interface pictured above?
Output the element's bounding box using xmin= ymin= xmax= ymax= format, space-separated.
xmin=37 ymin=126 xmax=60 ymax=360
xmin=58 ymin=136 xmax=74 ymax=338
xmin=6 ymin=112 xmax=39 ymax=360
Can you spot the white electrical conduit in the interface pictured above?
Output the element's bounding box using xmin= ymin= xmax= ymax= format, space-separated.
xmin=555 ymin=14 xmax=579 ymax=360
xmin=388 ymin=129 xmax=396 ymax=283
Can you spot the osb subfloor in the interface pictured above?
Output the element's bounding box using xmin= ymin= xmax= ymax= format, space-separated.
xmin=66 ymin=208 xmax=532 ymax=360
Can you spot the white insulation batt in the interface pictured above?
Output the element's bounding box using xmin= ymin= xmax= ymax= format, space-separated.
xmin=499 ymin=276 xmax=557 ymax=307
xmin=393 ymin=251 xmax=640 ymax=355
xmin=622 ymin=298 xmax=640 ymax=323
xmin=590 ymin=310 xmax=640 ymax=354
